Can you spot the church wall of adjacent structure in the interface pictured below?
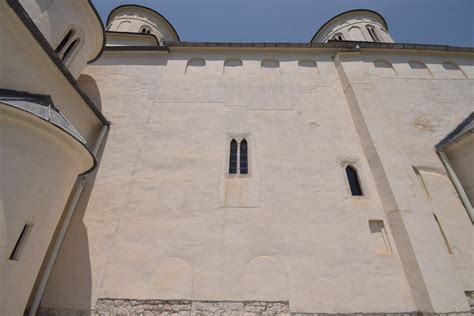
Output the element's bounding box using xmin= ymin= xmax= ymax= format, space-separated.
xmin=335 ymin=50 xmax=473 ymax=313
xmin=42 ymin=49 xmax=423 ymax=314
xmin=0 ymin=1 xmax=104 ymax=145
xmin=0 ymin=105 xmax=95 ymax=316
xmin=0 ymin=2 xmax=107 ymax=315
xmin=19 ymin=0 xmax=104 ymax=77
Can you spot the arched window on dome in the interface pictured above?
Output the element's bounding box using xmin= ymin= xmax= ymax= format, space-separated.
xmin=345 ymin=165 xmax=363 ymax=196
xmin=229 ymin=139 xmax=238 ymax=174
xmin=366 ymin=25 xmax=381 ymax=42
xmin=140 ymin=26 xmax=152 ymax=34
xmin=331 ymin=33 xmax=344 ymax=41
xmin=240 ymin=139 xmax=248 ymax=174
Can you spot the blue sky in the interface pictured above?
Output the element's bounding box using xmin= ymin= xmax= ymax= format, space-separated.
xmin=93 ymin=0 xmax=474 ymax=46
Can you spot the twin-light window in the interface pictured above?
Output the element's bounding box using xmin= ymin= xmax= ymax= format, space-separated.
xmin=55 ymin=29 xmax=81 ymax=62
xmin=228 ymin=138 xmax=248 ymax=175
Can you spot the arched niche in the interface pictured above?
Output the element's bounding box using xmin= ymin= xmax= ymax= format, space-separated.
xmin=442 ymin=62 xmax=467 ymax=79
xmin=186 ymin=58 xmax=206 ymax=73
xmin=150 ymin=258 xmax=193 ymax=299
xmin=409 ymin=61 xmax=432 ymax=77
xmin=298 ymin=60 xmax=319 ymax=75
xmin=117 ymin=21 xmax=131 ymax=32
xmin=224 ymin=58 xmax=243 ymax=74
xmin=261 ymin=60 xmax=280 ymax=68
xmin=373 ymin=60 xmax=397 ymax=76
xmin=348 ymin=26 xmax=365 ymax=41
xmin=261 ymin=60 xmax=280 ymax=75
xmin=243 ymin=256 xmax=288 ymax=301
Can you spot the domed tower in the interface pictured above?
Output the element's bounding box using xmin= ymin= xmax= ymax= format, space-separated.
xmin=106 ymin=5 xmax=180 ymax=45
xmin=311 ymin=9 xmax=394 ymax=43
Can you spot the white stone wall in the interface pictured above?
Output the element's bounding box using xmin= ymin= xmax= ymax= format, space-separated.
xmin=335 ymin=50 xmax=473 ymax=312
xmin=38 ymin=48 xmax=451 ymax=314
xmin=0 ymin=105 xmax=94 ymax=316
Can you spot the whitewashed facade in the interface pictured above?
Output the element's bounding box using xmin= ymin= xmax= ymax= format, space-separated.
xmin=1 ymin=2 xmax=473 ymax=315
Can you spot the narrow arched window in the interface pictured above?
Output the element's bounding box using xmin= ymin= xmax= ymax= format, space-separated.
xmin=140 ymin=26 xmax=152 ymax=34
xmin=240 ymin=139 xmax=248 ymax=174
xmin=346 ymin=165 xmax=363 ymax=196
xmin=62 ymin=38 xmax=80 ymax=62
xmin=332 ymin=33 xmax=344 ymax=41
xmin=55 ymin=29 xmax=74 ymax=53
xmin=366 ymin=25 xmax=381 ymax=42
xmin=229 ymin=139 xmax=238 ymax=174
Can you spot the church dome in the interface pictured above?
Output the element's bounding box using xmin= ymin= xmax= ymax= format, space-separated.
xmin=106 ymin=5 xmax=180 ymax=44
xmin=311 ymin=9 xmax=394 ymax=43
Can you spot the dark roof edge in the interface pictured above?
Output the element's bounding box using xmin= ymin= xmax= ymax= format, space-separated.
xmin=436 ymin=112 xmax=474 ymax=152
xmin=310 ymin=9 xmax=388 ymax=43
xmin=106 ymin=30 xmax=160 ymax=46
xmin=0 ymin=89 xmax=98 ymax=174
xmin=163 ymin=41 xmax=474 ymax=53
xmin=106 ymin=4 xmax=180 ymax=41
xmin=87 ymin=0 xmax=106 ymax=63
xmin=6 ymin=0 xmax=110 ymax=126
xmin=104 ymin=46 xmax=169 ymax=52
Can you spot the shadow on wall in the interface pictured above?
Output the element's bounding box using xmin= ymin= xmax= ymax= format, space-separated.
xmin=35 ymin=128 xmax=109 ymax=314
xmin=78 ymin=75 xmax=102 ymax=111
xmin=27 ymin=75 xmax=108 ymax=314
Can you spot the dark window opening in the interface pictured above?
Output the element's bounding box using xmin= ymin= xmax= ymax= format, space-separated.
xmin=229 ymin=139 xmax=238 ymax=174
xmin=346 ymin=165 xmax=363 ymax=196
xmin=240 ymin=139 xmax=248 ymax=174
xmin=62 ymin=38 xmax=79 ymax=61
xmin=55 ymin=29 xmax=74 ymax=53
xmin=140 ymin=27 xmax=152 ymax=34
xmin=332 ymin=33 xmax=344 ymax=41
xmin=10 ymin=223 xmax=34 ymax=261
xmin=367 ymin=26 xmax=381 ymax=42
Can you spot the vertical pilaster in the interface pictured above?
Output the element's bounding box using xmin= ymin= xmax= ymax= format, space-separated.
xmin=334 ymin=52 xmax=470 ymax=313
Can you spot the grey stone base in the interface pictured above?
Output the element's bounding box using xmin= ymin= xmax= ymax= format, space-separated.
xmin=94 ymin=299 xmax=289 ymax=316
xmin=38 ymin=296 xmax=474 ymax=316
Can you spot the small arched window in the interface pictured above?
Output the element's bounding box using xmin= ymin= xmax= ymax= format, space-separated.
xmin=346 ymin=165 xmax=363 ymax=196
xmin=240 ymin=139 xmax=248 ymax=174
xmin=229 ymin=139 xmax=238 ymax=174
xmin=332 ymin=33 xmax=344 ymax=41
xmin=62 ymin=38 xmax=80 ymax=62
xmin=366 ymin=25 xmax=381 ymax=42
xmin=140 ymin=26 xmax=152 ymax=34
xmin=55 ymin=29 xmax=74 ymax=53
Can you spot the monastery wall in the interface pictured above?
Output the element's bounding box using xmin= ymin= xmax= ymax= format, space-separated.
xmin=38 ymin=46 xmax=473 ymax=316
